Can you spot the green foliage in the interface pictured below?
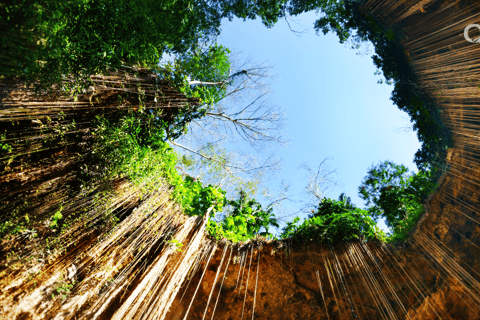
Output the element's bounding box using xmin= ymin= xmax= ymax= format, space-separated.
xmin=162 ymin=43 xmax=232 ymax=106
xmin=181 ymin=177 xmax=226 ymax=216
xmin=0 ymin=201 xmax=32 ymax=236
xmin=279 ymin=216 xmax=301 ymax=239
xmin=87 ymin=113 xmax=226 ymax=217
xmin=87 ymin=114 xmax=168 ymax=181
xmin=281 ymin=196 xmax=384 ymax=243
xmin=0 ymin=132 xmax=13 ymax=153
xmin=313 ymin=0 xmax=355 ymax=43
xmin=359 ymin=161 xmax=438 ymax=242
xmin=53 ymin=278 xmax=74 ymax=300
xmin=50 ymin=205 xmax=63 ymax=228
xmin=1 ymin=0 xmax=222 ymax=88
xmin=215 ymin=0 xmax=337 ymax=29
xmin=207 ymin=190 xmax=279 ymax=242
xmin=166 ymin=239 xmax=184 ymax=252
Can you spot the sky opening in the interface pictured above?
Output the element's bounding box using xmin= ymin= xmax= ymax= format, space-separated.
xmin=181 ymin=12 xmax=422 ymax=232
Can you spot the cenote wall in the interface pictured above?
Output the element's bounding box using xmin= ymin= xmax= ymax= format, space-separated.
xmin=2 ymin=0 xmax=480 ymax=319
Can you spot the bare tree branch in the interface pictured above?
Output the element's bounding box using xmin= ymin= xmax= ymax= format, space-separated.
xmin=299 ymin=158 xmax=340 ymax=213
xmin=284 ymin=15 xmax=309 ymax=35
xmin=170 ymin=50 xmax=285 ymax=194
xmin=171 ymin=137 xmax=281 ymax=196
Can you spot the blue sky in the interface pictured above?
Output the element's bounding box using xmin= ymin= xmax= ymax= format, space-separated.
xmin=216 ymin=12 xmax=421 ymax=231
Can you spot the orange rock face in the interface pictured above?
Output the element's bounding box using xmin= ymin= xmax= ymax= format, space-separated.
xmin=167 ymin=236 xmax=479 ymax=320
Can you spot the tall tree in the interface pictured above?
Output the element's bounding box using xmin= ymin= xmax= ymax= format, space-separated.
xmin=358 ymin=160 xmax=437 ymax=230
xmin=169 ymin=49 xmax=285 ymax=147
xmin=167 ymin=49 xmax=285 ymax=194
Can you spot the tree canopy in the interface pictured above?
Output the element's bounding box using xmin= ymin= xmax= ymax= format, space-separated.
xmin=359 ymin=161 xmax=438 ymax=242
xmin=280 ymin=195 xmax=383 ymax=243
xmin=1 ymin=0 xmax=222 ymax=86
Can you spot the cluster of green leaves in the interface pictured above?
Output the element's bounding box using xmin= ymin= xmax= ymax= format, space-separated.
xmin=181 ymin=177 xmax=226 ymax=216
xmin=207 ymin=190 xmax=279 ymax=243
xmin=212 ymin=0 xmax=341 ymax=29
xmin=49 ymin=205 xmax=63 ymax=228
xmin=359 ymin=161 xmax=438 ymax=242
xmin=281 ymin=196 xmax=384 ymax=243
xmin=166 ymin=238 xmax=184 ymax=252
xmin=52 ymin=278 xmax=74 ymax=300
xmin=162 ymin=43 xmax=232 ymax=106
xmin=0 ymin=132 xmax=13 ymax=154
xmin=0 ymin=201 xmax=31 ymax=236
xmin=1 ymin=0 xmax=223 ymax=88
